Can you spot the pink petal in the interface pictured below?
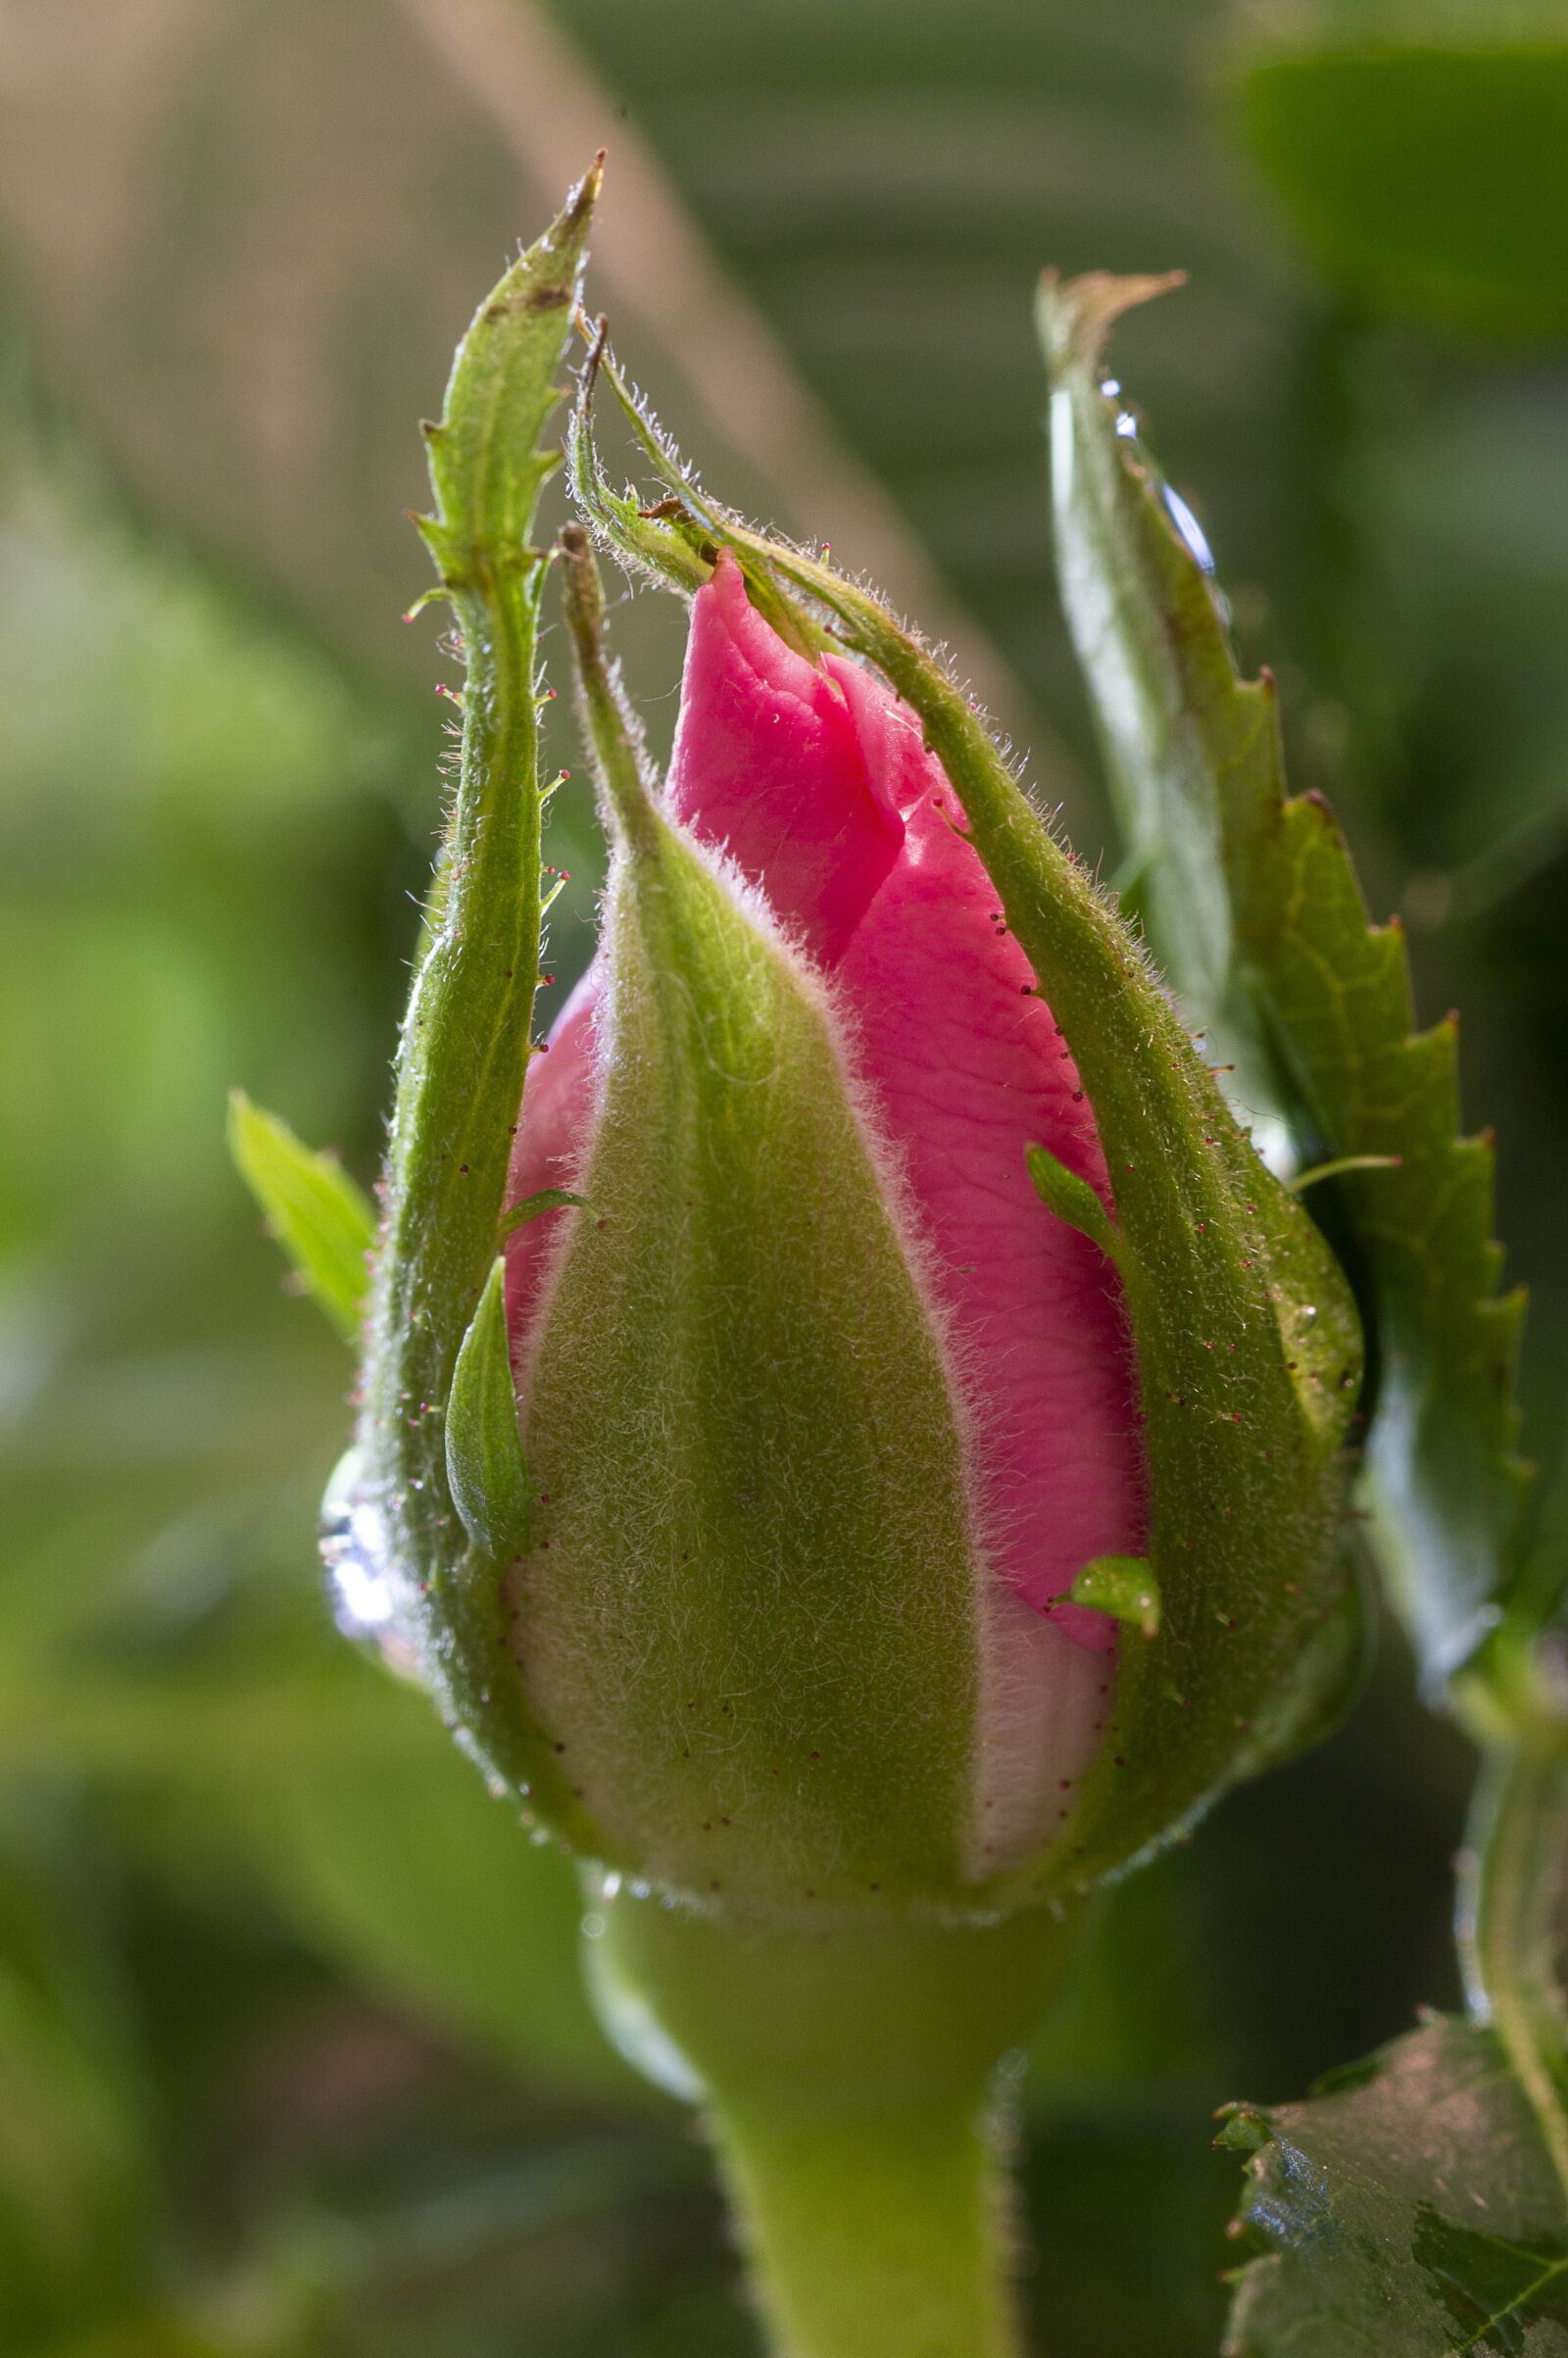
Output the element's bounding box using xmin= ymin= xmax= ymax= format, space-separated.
xmin=666 ymin=555 xmax=904 ymax=964
xmin=821 ymin=653 xmax=1145 ymax=1643
xmin=503 ymin=968 xmax=602 ymax=1377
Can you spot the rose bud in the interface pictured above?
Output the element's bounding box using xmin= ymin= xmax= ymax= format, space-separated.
xmin=476 ymin=522 xmax=1364 ymax=1918
xmin=267 ymin=201 xmax=1370 ymax=2355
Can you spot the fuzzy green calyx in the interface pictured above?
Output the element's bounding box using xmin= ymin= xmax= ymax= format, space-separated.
xmin=507 ymin=538 xmax=981 ymax=1916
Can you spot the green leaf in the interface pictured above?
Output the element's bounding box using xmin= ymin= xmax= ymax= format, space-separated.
xmin=1222 ymin=2013 xmax=1568 ymax=2357
xmin=1040 ymin=271 xmax=1530 ymax=1688
xmin=570 ymin=368 xmax=1365 ymax=1905
xmin=0 ymin=1842 xmax=156 ymax=2345
xmin=1227 ymin=1726 xmax=1568 ymax=2355
xmin=226 ymin=1090 xmax=374 ymax=1345
xmin=446 ymin=1257 xmax=532 ymax=1562
xmin=356 ymin=168 xmax=600 ymax=1823
xmin=256 ymin=1665 xmax=642 ymax=2103
xmin=1230 ymin=3 xmax=1568 ymax=347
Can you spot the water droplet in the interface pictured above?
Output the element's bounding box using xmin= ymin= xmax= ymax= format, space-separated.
xmin=1158 ymin=482 xmax=1216 ymax=575
xmin=318 ymin=1447 xmax=419 ymax=1677
xmin=1301 ymin=1304 xmax=1318 ymax=1325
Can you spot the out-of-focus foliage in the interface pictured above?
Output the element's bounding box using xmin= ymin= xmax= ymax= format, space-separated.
xmin=0 ymin=0 xmax=1561 ymax=2350
xmin=1233 ymin=0 xmax=1568 ymax=346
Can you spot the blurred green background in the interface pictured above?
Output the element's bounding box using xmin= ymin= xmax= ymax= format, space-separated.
xmin=2 ymin=1 xmax=1566 ymax=2349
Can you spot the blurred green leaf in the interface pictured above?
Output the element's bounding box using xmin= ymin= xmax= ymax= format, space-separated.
xmin=1222 ymin=2012 xmax=1568 ymax=2356
xmin=1042 ymin=270 xmax=1529 ymax=1688
xmin=1025 ymin=1855 xmax=1223 ymax=2105
xmin=1233 ymin=2 xmax=1568 ymax=344
xmin=0 ymin=1840 xmax=155 ymax=2352
xmin=228 ymin=1095 xmax=374 ymax=1346
xmin=253 ymin=1662 xmax=641 ymax=2103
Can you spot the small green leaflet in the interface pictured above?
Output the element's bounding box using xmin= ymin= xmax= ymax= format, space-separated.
xmin=501 ymin=1187 xmax=590 ymax=1236
xmin=1025 ymin=1142 xmax=1117 ymax=1258
xmin=1069 ymin=1555 xmax=1160 ymax=1639
xmin=446 ymin=1257 xmax=533 ymax=1564
xmin=1222 ymin=2014 xmax=1568 ymax=2357
xmin=1041 ymin=271 xmax=1530 ymax=1689
xmin=227 ymin=1091 xmax=373 ymax=1345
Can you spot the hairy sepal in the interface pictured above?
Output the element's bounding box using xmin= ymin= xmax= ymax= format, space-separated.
xmin=519 ymin=541 xmax=982 ymax=1917
xmin=354 ymin=168 xmax=603 ymax=1840
xmin=569 ymin=373 xmax=1363 ymax=1905
xmin=1041 ymin=270 xmax=1529 ymax=1691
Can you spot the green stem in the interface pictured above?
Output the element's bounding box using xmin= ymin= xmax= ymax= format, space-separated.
xmin=583 ymin=1877 xmax=1083 ymax=2358
xmin=1457 ymin=1734 xmax=1568 ymax=2203
xmin=715 ymin=2090 xmax=1019 ymax=2358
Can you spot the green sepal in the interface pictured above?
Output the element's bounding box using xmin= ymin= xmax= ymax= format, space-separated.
xmin=416 ymin=162 xmax=602 ymax=598
xmin=569 ymin=368 xmax=1363 ymax=1904
xmin=565 ymin=337 xmax=714 ymax=597
xmin=567 ymin=340 xmax=834 ymax=662
xmin=1228 ymin=1547 xmax=1374 ymax=1781
xmin=1039 ymin=270 xmax=1530 ymax=1689
xmin=1025 ymin=1143 xmax=1118 ymax=1258
xmin=1069 ymin=1556 xmax=1159 ymax=1640
xmin=226 ymin=1090 xmax=374 ymax=1345
xmin=445 ymin=1257 xmax=533 ymax=1563
xmin=355 ymin=167 xmax=600 ymax=1813
xmin=512 ymin=535 xmax=981 ymax=1914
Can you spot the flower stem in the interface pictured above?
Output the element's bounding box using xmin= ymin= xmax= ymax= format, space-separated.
xmin=712 ymin=2088 xmax=1022 ymax=2358
xmin=583 ymin=1875 xmax=1084 ymax=2358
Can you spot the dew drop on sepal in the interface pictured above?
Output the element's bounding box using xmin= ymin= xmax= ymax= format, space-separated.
xmin=318 ymin=1446 xmax=422 ymax=1678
